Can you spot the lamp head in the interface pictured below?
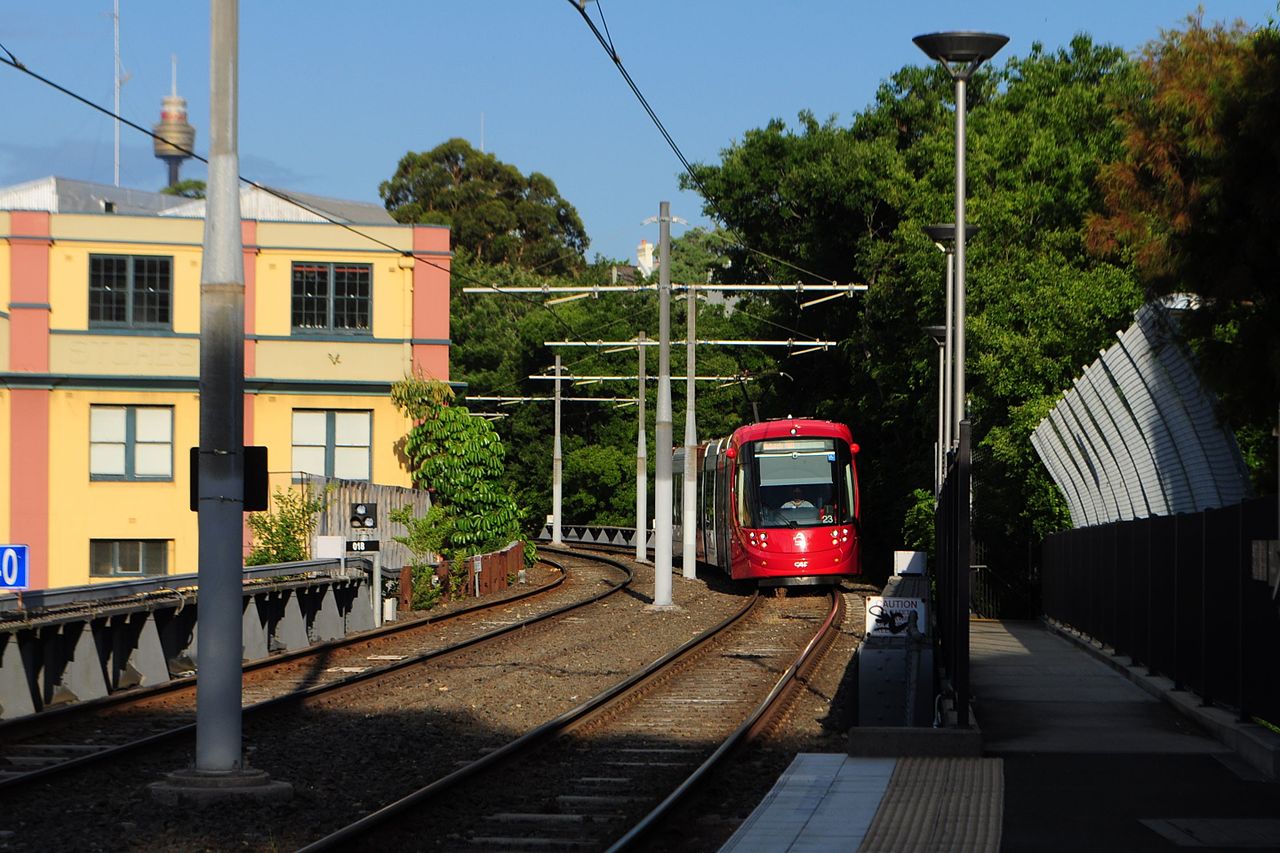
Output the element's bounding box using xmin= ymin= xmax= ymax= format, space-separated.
xmin=923 ymin=325 xmax=947 ymax=346
xmin=923 ymin=223 xmax=980 ymax=245
xmin=913 ymin=32 xmax=1009 ymax=79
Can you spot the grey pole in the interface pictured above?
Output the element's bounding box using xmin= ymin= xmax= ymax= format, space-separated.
xmin=653 ymin=202 xmax=674 ymax=607
xmin=943 ymin=247 xmax=955 ymax=448
xmin=635 ymin=332 xmax=648 ymax=563
xmin=935 ymin=337 xmax=945 ymax=490
xmin=954 ymin=75 xmax=968 ymax=435
xmin=552 ymin=355 xmax=563 ymax=546
xmin=923 ymin=325 xmax=947 ymax=493
xmin=195 ymin=0 xmax=244 ymax=773
xmin=914 ymin=32 xmax=1008 ymax=438
xmin=681 ymin=284 xmax=697 ymax=579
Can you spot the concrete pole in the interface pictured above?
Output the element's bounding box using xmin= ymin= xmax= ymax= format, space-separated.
xmin=653 ymin=202 xmax=674 ymax=607
xmin=943 ymin=248 xmax=955 ymax=450
xmin=195 ymin=0 xmax=245 ymax=773
xmin=953 ymin=76 xmax=968 ymax=436
xmin=681 ymin=284 xmax=697 ymax=579
xmin=552 ymin=355 xmax=563 ymax=546
xmin=635 ymin=332 xmax=648 ymax=563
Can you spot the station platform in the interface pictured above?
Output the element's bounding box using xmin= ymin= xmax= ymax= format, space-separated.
xmin=721 ymin=619 xmax=1280 ymax=852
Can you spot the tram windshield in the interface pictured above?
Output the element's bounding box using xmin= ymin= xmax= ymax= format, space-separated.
xmin=737 ymin=437 xmax=855 ymax=529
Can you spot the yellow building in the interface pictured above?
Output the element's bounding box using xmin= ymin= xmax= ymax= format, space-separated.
xmin=0 ymin=177 xmax=450 ymax=590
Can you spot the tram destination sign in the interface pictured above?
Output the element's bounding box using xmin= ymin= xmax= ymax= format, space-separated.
xmin=865 ymin=595 xmax=926 ymax=638
xmin=1 ymin=545 xmax=30 ymax=591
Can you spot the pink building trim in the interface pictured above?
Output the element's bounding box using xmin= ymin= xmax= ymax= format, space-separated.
xmin=411 ymin=226 xmax=451 ymax=381
xmin=7 ymin=213 xmax=52 ymax=586
xmin=9 ymin=212 xmax=51 ymax=373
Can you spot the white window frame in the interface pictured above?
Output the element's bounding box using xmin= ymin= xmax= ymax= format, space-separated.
xmin=90 ymin=405 xmax=174 ymax=481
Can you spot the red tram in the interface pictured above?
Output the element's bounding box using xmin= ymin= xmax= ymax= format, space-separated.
xmin=674 ymin=418 xmax=861 ymax=588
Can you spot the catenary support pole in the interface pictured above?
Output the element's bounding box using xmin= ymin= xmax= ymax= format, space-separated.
xmin=553 ymin=355 xmax=563 ymax=545
xmin=653 ymin=202 xmax=674 ymax=607
xmin=194 ymin=0 xmax=245 ymax=773
xmin=635 ymin=331 xmax=648 ymax=563
xmin=682 ymin=284 xmax=697 ymax=579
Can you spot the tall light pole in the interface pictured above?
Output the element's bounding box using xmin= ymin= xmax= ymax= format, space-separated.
xmin=914 ymin=32 xmax=1007 ymax=432
xmin=924 ymin=223 xmax=980 ymax=448
xmin=924 ymin=326 xmax=947 ymax=493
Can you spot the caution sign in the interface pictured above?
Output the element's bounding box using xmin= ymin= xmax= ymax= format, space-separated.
xmin=865 ymin=596 xmax=926 ymax=637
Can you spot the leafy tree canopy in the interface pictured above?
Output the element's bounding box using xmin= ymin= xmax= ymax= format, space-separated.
xmin=380 ymin=138 xmax=589 ymax=276
xmin=391 ymin=375 xmax=524 ymax=559
xmin=160 ymin=178 xmax=206 ymax=199
xmin=1087 ymin=15 xmax=1280 ymax=485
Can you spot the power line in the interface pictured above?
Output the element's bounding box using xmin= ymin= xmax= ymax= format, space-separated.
xmin=566 ymin=1 xmax=843 ymax=287
xmin=0 ymin=43 xmax=606 ymax=355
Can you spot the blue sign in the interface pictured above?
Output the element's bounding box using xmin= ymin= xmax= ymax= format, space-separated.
xmin=1 ymin=545 xmax=29 ymax=590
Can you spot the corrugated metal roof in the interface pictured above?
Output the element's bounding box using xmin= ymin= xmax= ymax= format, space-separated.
xmin=0 ymin=176 xmax=187 ymax=214
xmin=159 ymin=185 xmax=393 ymax=224
xmin=0 ymin=176 xmax=393 ymax=225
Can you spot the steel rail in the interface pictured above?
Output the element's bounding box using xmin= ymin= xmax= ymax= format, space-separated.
xmin=0 ymin=558 xmax=567 ymax=742
xmin=0 ymin=554 xmax=618 ymax=790
xmin=606 ymin=587 xmax=845 ymax=851
xmin=297 ymin=581 xmax=762 ymax=852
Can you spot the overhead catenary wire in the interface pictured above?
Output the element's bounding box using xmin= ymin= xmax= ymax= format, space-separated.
xmin=0 ymin=37 xmax=832 ymax=405
xmin=565 ymin=1 xmax=844 ymax=288
xmin=0 ymin=42 xmax=609 ymax=364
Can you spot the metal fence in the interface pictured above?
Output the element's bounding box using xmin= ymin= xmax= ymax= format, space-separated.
xmin=260 ymin=473 xmax=432 ymax=572
xmin=971 ymin=564 xmax=1040 ymax=619
xmin=1042 ymin=496 xmax=1280 ymax=725
xmin=934 ymin=420 xmax=972 ymax=727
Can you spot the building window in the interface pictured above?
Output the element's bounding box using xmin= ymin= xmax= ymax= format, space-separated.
xmin=291 ymin=262 xmax=371 ymax=334
xmin=89 ymin=255 xmax=173 ymax=329
xmin=292 ymin=410 xmax=371 ymax=481
xmin=91 ymin=540 xmax=169 ymax=577
xmin=90 ymin=406 xmax=174 ymax=481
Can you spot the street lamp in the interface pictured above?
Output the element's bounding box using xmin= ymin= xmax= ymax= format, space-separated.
xmin=914 ymin=32 xmax=1007 ymax=436
xmin=923 ymin=325 xmax=947 ymax=493
xmin=923 ymin=223 xmax=980 ymax=448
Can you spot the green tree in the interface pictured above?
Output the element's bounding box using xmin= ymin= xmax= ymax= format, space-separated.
xmin=1087 ymin=15 xmax=1280 ymax=489
xmin=391 ymin=375 xmax=525 ymax=559
xmin=246 ymin=486 xmax=327 ymax=566
xmin=380 ymin=138 xmax=589 ymax=275
xmin=680 ymin=37 xmax=1142 ymax=578
xmin=160 ymin=178 xmax=206 ymax=199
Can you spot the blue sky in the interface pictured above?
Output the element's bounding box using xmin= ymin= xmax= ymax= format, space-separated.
xmin=2 ymin=1 xmax=1277 ymax=263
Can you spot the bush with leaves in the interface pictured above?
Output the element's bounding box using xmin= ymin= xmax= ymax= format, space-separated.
xmin=391 ymin=375 xmax=532 ymax=570
xmin=245 ymin=486 xmax=327 ymax=566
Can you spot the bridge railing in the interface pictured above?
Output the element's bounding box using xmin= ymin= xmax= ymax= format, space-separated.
xmin=1042 ymin=496 xmax=1280 ymax=726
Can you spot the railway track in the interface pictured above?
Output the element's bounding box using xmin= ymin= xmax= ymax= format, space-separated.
xmin=0 ymin=551 xmax=621 ymax=790
xmin=301 ymin=586 xmax=844 ymax=852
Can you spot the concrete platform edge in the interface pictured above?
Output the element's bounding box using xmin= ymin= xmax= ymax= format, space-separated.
xmin=1044 ymin=617 xmax=1280 ymax=780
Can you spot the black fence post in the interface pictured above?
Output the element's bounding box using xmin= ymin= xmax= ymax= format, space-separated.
xmin=1201 ymin=511 xmax=1211 ymax=707
xmin=956 ymin=420 xmax=971 ymax=728
xmin=1172 ymin=513 xmax=1182 ymax=692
